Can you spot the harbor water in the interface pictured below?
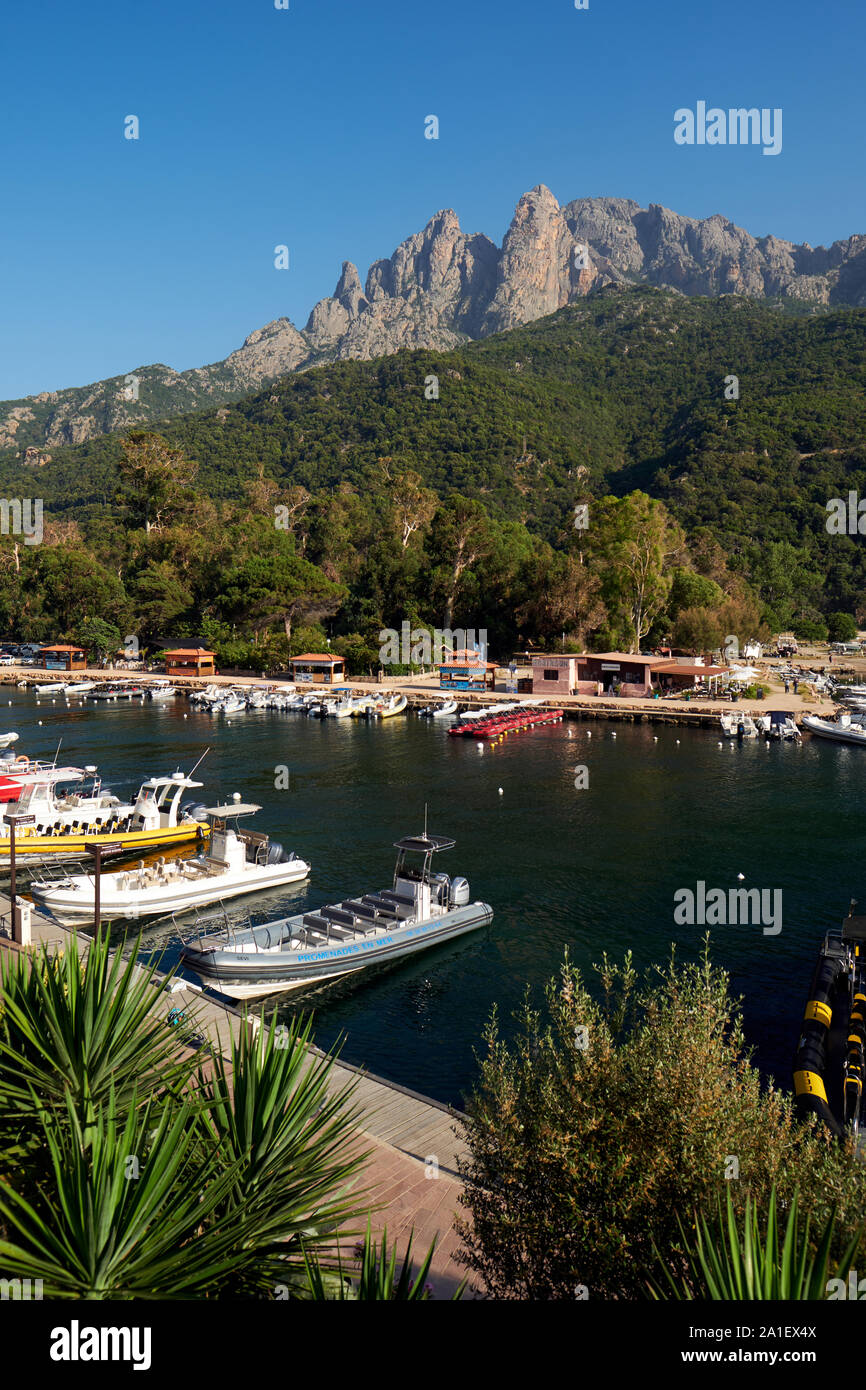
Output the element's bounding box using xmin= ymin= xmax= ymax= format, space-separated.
xmin=4 ymin=688 xmax=862 ymax=1106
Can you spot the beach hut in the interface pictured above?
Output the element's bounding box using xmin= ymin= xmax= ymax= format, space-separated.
xmin=165 ymin=648 xmax=217 ymax=678
xmin=290 ymin=653 xmax=346 ymax=686
xmin=38 ymin=644 xmax=87 ymax=672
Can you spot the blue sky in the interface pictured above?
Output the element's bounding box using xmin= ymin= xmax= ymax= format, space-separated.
xmin=1 ymin=0 xmax=863 ymax=398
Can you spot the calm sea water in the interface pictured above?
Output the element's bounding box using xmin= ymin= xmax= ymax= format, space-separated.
xmin=4 ymin=688 xmax=862 ymax=1105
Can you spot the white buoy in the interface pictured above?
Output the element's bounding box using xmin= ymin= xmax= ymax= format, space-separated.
xmin=498 ymin=787 xmax=503 ymax=795
xmin=737 ymin=873 xmax=745 ymax=881
xmin=38 ymin=720 xmax=42 ymax=725
xmin=718 ymin=741 xmax=723 ymax=748
xmin=653 ymin=736 xmax=658 ymax=742
xmin=477 ymin=742 xmax=484 ymax=751
xmin=676 ymin=739 xmax=680 ymax=745
xmin=611 ymin=731 xmax=617 ymax=739
xmin=587 ymin=730 xmax=592 ymax=738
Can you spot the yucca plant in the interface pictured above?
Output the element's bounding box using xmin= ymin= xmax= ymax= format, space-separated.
xmin=198 ymin=1014 xmax=374 ymax=1295
xmin=0 ymin=929 xmax=196 ymax=1153
xmin=302 ymin=1223 xmax=464 ymax=1300
xmin=0 ymin=1084 xmax=264 ymax=1298
xmin=653 ymin=1186 xmax=862 ymax=1300
xmin=0 ymin=936 xmax=382 ymax=1298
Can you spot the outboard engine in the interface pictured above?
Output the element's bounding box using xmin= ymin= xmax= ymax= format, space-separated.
xmin=181 ymin=801 xmax=208 ymax=822
xmin=450 ymin=876 xmax=471 ymax=908
xmin=267 ymin=841 xmax=294 ymax=865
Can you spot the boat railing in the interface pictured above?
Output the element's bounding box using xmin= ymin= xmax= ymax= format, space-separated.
xmin=182 ymin=904 xmax=267 ymax=951
xmin=30 ymin=858 xmax=92 ymax=888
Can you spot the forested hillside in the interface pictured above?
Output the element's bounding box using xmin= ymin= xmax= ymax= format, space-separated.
xmin=1 ymin=286 xmax=864 ymax=668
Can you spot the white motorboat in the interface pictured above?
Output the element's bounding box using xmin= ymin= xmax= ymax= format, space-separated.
xmin=323 ymin=690 xmax=357 ymax=718
xmin=214 ymin=693 xmax=246 ymax=714
xmin=350 ymin=695 xmax=375 ymax=716
xmin=803 ymin=713 xmax=866 ymax=747
xmin=146 ymin=682 xmax=177 ymax=701
xmin=30 ymin=800 xmax=309 ymax=924
xmin=88 ymin=682 xmax=144 ymax=701
xmin=64 ymin=681 xmax=96 ymax=696
xmin=0 ymin=732 xmax=19 ymax=749
xmin=432 ymin=699 xmax=458 ymax=718
xmin=189 ymin=685 xmax=222 ymax=706
xmin=369 ymin=693 xmax=408 ymax=719
xmin=719 ymin=712 xmax=758 ymax=738
xmin=180 ymin=829 xmax=493 ymax=999
xmin=34 ymin=682 xmax=67 ymax=695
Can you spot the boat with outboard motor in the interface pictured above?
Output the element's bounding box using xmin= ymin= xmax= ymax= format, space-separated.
xmin=180 ymin=829 xmax=493 ymax=999
xmin=802 ymin=712 xmax=866 ymax=747
xmin=761 ymin=710 xmax=801 ymax=740
xmin=719 ymin=712 xmax=760 ymax=739
xmin=30 ymin=798 xmax=308 ymax=923
xmin=419 ymin=698 xmax=458 ymax=718
xmin=368 ymin=693 xmax=408 ymax=719
xmin=0 ymin=768 xmax=210 ymax=865
xmin=793 ymin=902 xmax=866 ymax=1138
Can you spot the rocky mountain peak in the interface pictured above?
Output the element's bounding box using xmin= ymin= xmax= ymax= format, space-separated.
xmin=4 ymin=187 xmax=865 ymax=453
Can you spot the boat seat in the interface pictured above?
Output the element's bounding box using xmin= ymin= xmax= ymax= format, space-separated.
xmin=320 ymin=906 xmax=357 ymax=929
xmin=343 ymin=899 xmax=380 ymax=920
xmin=302 ymin=913 xmax=331 ymax=936
xmin=204 ymin=857 xmax=230 ymax=873
xmin=361 ymin=894 xmax=400 ymax=916
xmin=380 ymin=889 xmax=416 ymax=907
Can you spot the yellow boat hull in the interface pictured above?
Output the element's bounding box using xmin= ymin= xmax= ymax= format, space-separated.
xmin=0 ymin=820 xmax=208 ymax=863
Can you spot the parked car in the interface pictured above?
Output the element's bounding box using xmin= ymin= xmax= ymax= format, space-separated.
xmin=0 ymin=654 xmax=14 ymax=666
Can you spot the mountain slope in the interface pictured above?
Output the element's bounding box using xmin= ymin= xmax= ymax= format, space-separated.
xmin=4 ymin=188 xmax=866 ymax=454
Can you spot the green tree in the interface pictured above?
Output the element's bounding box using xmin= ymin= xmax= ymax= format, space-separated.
xmin=827 ymin=611 xmax=858 ymax=643
xmin=0 ymin=933 xmax=374 ymax=1299
xmin=219 ymin=537 xmax=344 ymax=644
xmin=592 ymin=493 xmax=685 ymax=651
xmin=116 ymin=431 xmax=198 ymax=534
xmin=73 ymin=616 xmax=122 ymax=663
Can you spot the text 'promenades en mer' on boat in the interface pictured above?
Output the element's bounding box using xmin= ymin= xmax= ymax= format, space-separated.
xmin=179 ymin=830 xmax=493 ymax=999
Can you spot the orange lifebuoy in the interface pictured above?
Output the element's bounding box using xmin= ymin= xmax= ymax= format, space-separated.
xmin=14 ymin=754 xmax=29 ymax=765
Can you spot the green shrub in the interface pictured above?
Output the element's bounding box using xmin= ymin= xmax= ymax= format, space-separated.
xmin=455 ymin=945 xmax=866 ymax=1300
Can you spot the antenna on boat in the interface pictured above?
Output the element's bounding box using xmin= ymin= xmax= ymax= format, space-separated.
xmin=51 ymin=739 xmax=62 ymax=769
xmin=423 ymin=802 xmax=428 ymax=840
xmin=186 ymin=748 xmax=211 ymax=781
